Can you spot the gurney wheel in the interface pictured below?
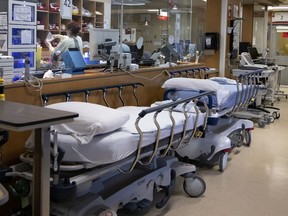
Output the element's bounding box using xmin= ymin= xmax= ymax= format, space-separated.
xmin=272 ymin=111 xmax=278 ymax=119
xmin=276 ymin=112 xmax=280 ymax=119
xmin=263 ymin=115 xmax=271 ymax=124
xmin=268 ymin=116 xmax=275 ymax=124
xmin=242 ymin=129 xmax=251 ymax=147
xmin=183 ymin=176 xmax=206 ymax=198
xmin=219 ymin=151 xmax=228 ymax=172
xmin=258 ymin=120 xmax=265 ymax=128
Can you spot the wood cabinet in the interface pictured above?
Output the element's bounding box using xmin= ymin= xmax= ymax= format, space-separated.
xmin=36 ymin=0 xmax=104 ymax=50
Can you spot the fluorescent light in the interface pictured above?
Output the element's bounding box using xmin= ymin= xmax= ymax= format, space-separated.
xmin=147 ymin=9 xmax=159 ymax=12
xmin=268 ymin=6 xmax=288 ymax=11
xmin=111 ymin=0 xmax=150 ymax=6
xmin=276 ymin=26 xmax=288 ymax=32
xmin=113 ymin=3 xmax=145 ymax=5
xmin=276 ymin=26 xmax=288 ymax=30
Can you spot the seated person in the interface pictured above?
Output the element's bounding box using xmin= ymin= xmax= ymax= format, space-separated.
xmin=45 ymin=22 xmax=83 ymax=67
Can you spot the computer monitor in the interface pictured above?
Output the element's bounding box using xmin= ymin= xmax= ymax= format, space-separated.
xmin=128 ymin=44 xmax=144 ymax=63
xmin=247 ymin=47 xmax=260 ymax=60
xmin=160 ymin=43 xmax=179 ymax=63
xmin=89 ymin=28 xmax=119 ymax=61
xmin=62 ymin=48 xmax=86 ymax=74
xmin=239 ymin=42 xmax=251 ymax=54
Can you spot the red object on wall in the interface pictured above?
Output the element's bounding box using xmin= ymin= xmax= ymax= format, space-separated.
xmin=158 ymin=15 xmax=168 ymax=21
xmin=283 ymin=32 xmax=288 ymax=38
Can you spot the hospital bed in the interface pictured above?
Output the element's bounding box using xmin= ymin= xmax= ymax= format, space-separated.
xmin=161 ymin=68 xmax=260 ymax=171
xmin=2 ymin=83 xmax=212 ymax=215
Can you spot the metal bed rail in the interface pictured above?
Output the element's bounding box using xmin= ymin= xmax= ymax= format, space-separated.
xmin=121 ymin=91 xmax=213 ymax=173
xmin=41 ymin=82 xmax=144 ymax=107
xmin=168 ymin=67 xmax=210 ymax=79
xmin=231 ymin=68 xmax=263 ymax=114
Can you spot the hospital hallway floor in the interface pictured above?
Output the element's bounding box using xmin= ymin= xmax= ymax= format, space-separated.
xmin=143 ymin=95 xmax=288 ymax=216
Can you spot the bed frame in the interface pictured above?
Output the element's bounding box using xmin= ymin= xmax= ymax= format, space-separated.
xmin=4 ymin=82 xmax=213 ymax=215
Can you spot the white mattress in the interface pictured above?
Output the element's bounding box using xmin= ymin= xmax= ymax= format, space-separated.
xmin=57 ymin=106 xmax=206 ymax=164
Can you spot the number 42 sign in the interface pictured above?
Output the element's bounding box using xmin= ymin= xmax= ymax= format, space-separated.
xmin=60 ymin=0 xmax=72 ymax=20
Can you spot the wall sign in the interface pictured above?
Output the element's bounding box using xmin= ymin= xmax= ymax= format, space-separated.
xmin=272 ymin=12 xmax=288 ymax=23
xmin=60 ymin=0 xmax=72 ymax=20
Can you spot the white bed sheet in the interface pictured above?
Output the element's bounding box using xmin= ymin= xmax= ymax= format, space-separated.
xmin=57 ymin=106 xmax=206 ymax=164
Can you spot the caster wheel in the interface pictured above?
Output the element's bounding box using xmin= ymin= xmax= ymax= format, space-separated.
xmin=272 ymin=111 xmax=278 ymax=119
xmin=228 ymin=129 xmax=242 ymax=148
xmin=219 ymin=151 xmax=229 ymax=172
xmin=258 ymin=120 xmax=265 ymax=128
xmin=264 ymin=115 xmax=271 ymax=124
xmin=269 ymin=116 xmax=275 ymax=124
xmin=183 ymin=176 xmax=206 ymax=198
xmin=276 ymin=112 xmax=280 ymax=119
xmin=242 ymin=129 xmax=252 ymax=147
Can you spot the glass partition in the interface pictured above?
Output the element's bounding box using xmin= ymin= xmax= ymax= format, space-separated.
xmin=110 ymin=0 xmax=206 ymax=62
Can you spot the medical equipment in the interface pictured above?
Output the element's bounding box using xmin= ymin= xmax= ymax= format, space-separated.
xmin=3 ymin=82 xmax=210 ymax=215
xmin=240 ymin=52 xmax=268 ymax=69
xmin=162 ymin=68 xmax=257 ymax=171
xmin=61 ymin=49 xmax=86 ymax=74
xmin=238 ymin=53 xmax=281 ymax=123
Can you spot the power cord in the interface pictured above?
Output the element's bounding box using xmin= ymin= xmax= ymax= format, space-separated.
xmin=23 ymin=73 xmax=44 ymax=106
xmin=123 ymin=68 xmax=173 ymax=81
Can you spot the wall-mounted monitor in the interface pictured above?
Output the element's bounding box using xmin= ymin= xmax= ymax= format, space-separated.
xmin=205 ymin=32 xmax=219 ymax=50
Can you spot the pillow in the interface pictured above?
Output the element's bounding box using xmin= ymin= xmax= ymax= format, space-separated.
xmin=162 ymin=77 xmax=222 ymax=91
xmin=209 ymin=77 xmax=237 ymax=85
xmin=46 ymin=102 xmax=130 ymax=144
xmin=162 ymin=78 xmax=230 ymax=106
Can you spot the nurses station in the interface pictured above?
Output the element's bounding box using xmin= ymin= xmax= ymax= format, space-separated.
xmin=1 ymin=0 xmax=288 ymax=216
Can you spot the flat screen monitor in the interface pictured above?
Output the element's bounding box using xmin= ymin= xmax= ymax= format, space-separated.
xmin=128 ymin=44 xmax=144 ymax=63
xmin=239 ymin=42 xmax=251 ymax=54
xmin=247 ymin=47 xmax=260 ymax=60
xmin=89 ymin=28 xmax=119 ymax=61
xmin=160 ymin=44 xmax=179 ymax=63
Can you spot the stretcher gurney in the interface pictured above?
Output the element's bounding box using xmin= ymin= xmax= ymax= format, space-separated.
xmin=161 ymin=69 xmax=258 ymax=171
xmin=232 ymin=66 xmax=280 ymax=126
xmin=1 ymin=83 xmax=211 ymax=215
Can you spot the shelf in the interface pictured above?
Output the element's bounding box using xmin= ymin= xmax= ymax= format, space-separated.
xmin=36 ymin=0 xmax=105 ymax=51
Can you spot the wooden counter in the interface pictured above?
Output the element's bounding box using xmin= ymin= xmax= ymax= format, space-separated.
xmin=3 ymin=63 xmax=207 ymax=165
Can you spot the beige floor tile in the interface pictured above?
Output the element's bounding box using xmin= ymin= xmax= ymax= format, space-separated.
xmin=145 ymin=98 xmax=288 ymax=216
